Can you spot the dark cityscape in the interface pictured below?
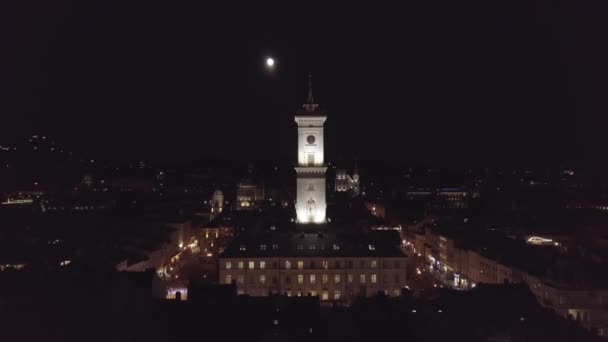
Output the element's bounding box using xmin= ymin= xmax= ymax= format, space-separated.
xmin=2 ymin=1 xmax=608 ymax=341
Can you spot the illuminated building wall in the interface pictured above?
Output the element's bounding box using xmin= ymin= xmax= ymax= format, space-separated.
xmin=335 ymin=170 xmax=349 ymax=192
xmin=219 ymin=256 xmax=406 ymax=302
xmin=236 ymin=179 xmax=264 ymax=211
xmin=525 ymin=274 xmax=608 ymax=335
xmin=335 ymin=168 xmax=360 ymax=196
xmin=294 ymin=86 xmax=327 ymax=224
xmin=210 ymin=189 xmax=224 ymax=220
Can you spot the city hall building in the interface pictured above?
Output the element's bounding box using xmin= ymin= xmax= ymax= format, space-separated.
xmin=219 ymin=79 xmax=407 ymax=303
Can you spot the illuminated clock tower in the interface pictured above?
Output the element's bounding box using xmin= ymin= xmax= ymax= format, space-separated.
xmin=295 ymin=76 xmax=327 ymax=224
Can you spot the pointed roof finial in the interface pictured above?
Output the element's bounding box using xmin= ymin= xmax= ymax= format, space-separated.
xmin=303 ymin=73 xmax=318 ymax=111
xmin=307 ymin=74 xmax=314 ymax=104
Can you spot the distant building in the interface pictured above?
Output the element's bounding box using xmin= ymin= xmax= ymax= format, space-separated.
xmin=236 ymin=172 xmax=265 ymax=211
xmin=335 ymin=170 xmax=349 ymax=192
xmin=436 ymin=188 xmax=469 ymax=209
xmin=403 ymin=225 xmax=608 ymax=337
xmin=236 ymin=178 xmax=264 ymax=210
xmin=334 ymin=164 xmax=360 ymax=196
xmin=406 ymin=187 xmax=470 ymax=209
xmin=210 ymin=189 xmax=224 ymax=221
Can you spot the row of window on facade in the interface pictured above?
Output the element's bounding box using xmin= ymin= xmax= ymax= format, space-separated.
xmin=236 ymin=289 xmax=402 ymax=299
xmin=226 ymin=273 xmax=400 ymax=286
xmin=240 ymin=243 xmax=343 ymax=251
xmin=225 ymin=259 xmax=400 ymax=270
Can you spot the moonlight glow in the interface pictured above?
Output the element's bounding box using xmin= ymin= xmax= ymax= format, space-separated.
xmin=266 ymin=58 xmax=275 ymax=67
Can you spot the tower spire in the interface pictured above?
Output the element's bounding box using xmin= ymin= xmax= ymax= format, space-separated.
xmin=303 ymin=74 xmax=318 ymax=111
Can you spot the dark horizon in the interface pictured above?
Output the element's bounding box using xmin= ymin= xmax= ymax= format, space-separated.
xmin=3 ymin=1 xmax=608 ymax=167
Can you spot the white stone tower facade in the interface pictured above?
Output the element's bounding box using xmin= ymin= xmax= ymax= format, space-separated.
xmin=295 ymin=76 xmax=327 ymax=224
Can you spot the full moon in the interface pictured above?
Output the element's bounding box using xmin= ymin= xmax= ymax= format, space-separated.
xmin=266 ymin=57 xmax=275 ymax=67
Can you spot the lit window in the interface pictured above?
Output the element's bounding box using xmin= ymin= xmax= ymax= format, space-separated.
xmin=322 ymin=291 xmax=329 ymax=300
xmin=298 ymin=275 xmax=304 ymax=284
xmin=239 ymin=245 xmax=246 ymax=251
xmin=260 ymin=275 xmax=266 ymax=284
xmin=310 ymin=290 xmax=317 ymax=296
xmin=360 ymin=274 xmax=366 ymax=284
xmin=310 ymin=274 xmax=316 ymax=284
xmin=348 ymin=274 xmax=353 ymax=283
xmin=226 ymin=261 xmax=232 ymax=269
xmin=298 ymin=261 xmax=304 ymax=269
xmin=249 ymin=261 xmax=255 ymax=269
xmin=272 ymin=244 xmax=279 ymax=250
xmin=371 ymin=260 xmax=377 ymax=268
xmin=371 ymin=274 xmax=377 ymax=284
xmin=332 ymin=244 xmax=340 ymax=250
xmin=260 ymin=261 xmax=266 ymax=269
xmin=238 ymin=261 xmax=244 ymax=269
xmin=322 ymin=274 xmax=328 ymax=284
xmin=260 ymin=244 xmax=267 ymax=251
xmin=309 ymin=244 xmax=316 ymax=250
xmin=335 ymin=275 xmax=341 ymax=284
xmin=368 ymin=244 xmax=375 ymax=251
xmin=322 ymin=261 xmax=328 ymax=269
xmin=238 ymin=275 xmax=244 ymax=284
xmin=285 ymin=261 xmax=291 ymax=269
xmin=225 ymin=274 xmax=232 ymax=284
xmin=334 ymin=291 xmax=341 ymax=300
xmin=286 ymin=290 xmax=292 ymax=297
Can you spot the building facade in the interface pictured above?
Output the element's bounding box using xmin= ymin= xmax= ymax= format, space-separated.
xmin=335 ymin=165 xmax=360 ymax=196
xmin=236 ymin=177 xmax=265 ymax=210
xmin=219 ymin=233 xmax=406 ymax=303
xmin=294 ymin=80 xmax=327 ymax=224
xmin=210 ymin=189 xmax=224 ymax=221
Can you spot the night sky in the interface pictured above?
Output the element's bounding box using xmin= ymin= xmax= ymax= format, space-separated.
xmin=3 ymin=1 xmax=608 ymax=167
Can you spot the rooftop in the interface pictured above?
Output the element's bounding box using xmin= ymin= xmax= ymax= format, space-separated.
xmin=220 ymin=229 xmax=405 ymax=258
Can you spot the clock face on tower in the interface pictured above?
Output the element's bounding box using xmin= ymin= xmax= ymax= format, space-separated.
xmin=306 ymin=135 xmax=316 ymax=144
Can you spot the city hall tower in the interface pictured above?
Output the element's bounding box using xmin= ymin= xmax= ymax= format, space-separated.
xmin=294 ymin=76 xmax=327 ymax=224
